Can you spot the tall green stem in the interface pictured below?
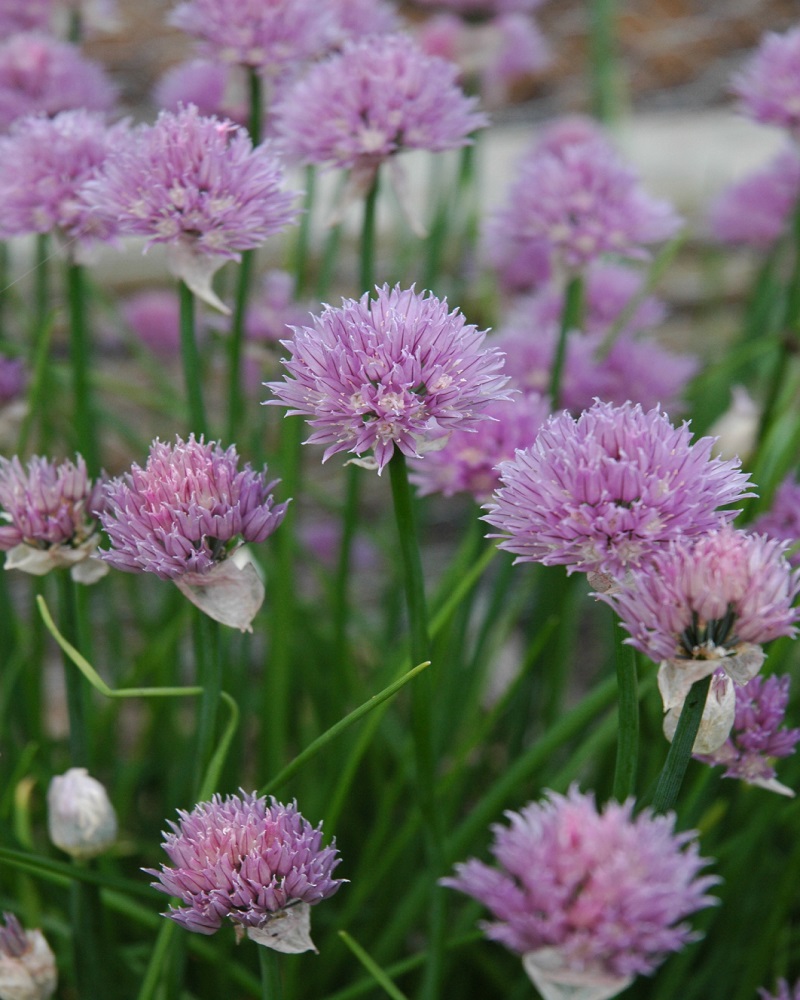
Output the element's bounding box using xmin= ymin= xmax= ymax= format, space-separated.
xmin=359 ymin=176 xmax=379 ymax=293
xmin=650 ymin=674 xmax=711 ymax=814
xmin=611 ymin=615 xmax=638 ymax=801
xmin=57 ymin=572 xmax=90 ymax=767
xmin=294 ymin=165 xmax=316 ymax=298
xmin=589 ymin=0 xmax=623 ymax=123
xmin=191 ymin=610 xmax=222 ymax=798
xmin=66 ymin=260 xmax=100 ymax=474
xmin=548 ymin=275 xmax=584 ymax=409
xmin=259 ymin=947 xmax=283 ymax=1000
xmin=178 ymin=281 xmax=208 ymax=437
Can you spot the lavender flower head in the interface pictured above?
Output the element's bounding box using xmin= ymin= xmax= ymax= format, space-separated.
xmin=0 ymin=357 xmax=25 ymax=406
xmin=761 ymin=980 xmax=800 ymax=1000
xmin=696 ymin=674 xmax=800 ymax=796
xmin=0 ymin=913 xmax=57 ymax=1000
xmin=154 ymin=59 xmax=246 ymax=124
xmin=0 ymin=33 xmax=116 ymax=132
xmin=273 ymin=34 xmax=486 ymax=217
xmin=0 ymin=454 xmax=107 ymax=584
xmin=0 ymin=0 xmax=53 ymax=33
xmin=484 ymin=125 xmax=681 ymax=279
xmin=82 ymin=105 xmax=299 ymax=311
xmin=266 ymin=284 xmax=511 ymax=474
xmin=0 ymin=110 xmax=127 ymax=251
xmin=732 ymin=26 xmax=800 ymax=135
xmin=443 ymin=787 xmax=717 ymax=993
xmin=484 ymin=400 xmax=753 ymax=580
xmin=168 ymin=0 xmax=337 ymax=80
xmin=100 ymin=435 xmax=288 ymax=630
xmin=709 ymin=146 xmax=800 ymax=249
xmin=751 ymin=476 xmax=800 ymax=566
xmin=146 ymin=792 xmax=344 ymax=953
xmin=409 ymin=392 xmax=550 ymax=502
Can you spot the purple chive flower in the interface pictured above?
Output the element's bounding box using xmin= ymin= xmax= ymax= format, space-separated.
xmin=121 ymin=289 xmax=182 ymax=358
xmin=272 ymin=33 xmax=486 ymax=206
xmin=242 ymin=269 xmax=309 ymax=344
xmin=442 ymin=786 xmax=717 ymax=985
xmin=145 ymin=792 xmax=344 ymax=953
xmin=0 ymin=454 xmax=107 ymax=583
xmin=484 ymin=400 xmax=753 ymax=579
xmin=0 ymin=356 xmax=25 ymax=406
xmin=409 ymin=392 xmax=551 ymax=502
xmin=0 ymin=0 xmax=53 ymax=33
xmin=168 ymin=0 xmax=337 ymax=81
xmin=100 ymin=435 xmax=287 ymax=581
xmin=761 ymin=980 xmax=800 ymax=1000
xmin=0 ymin=110 xmax=127 ymax=249
xmin=328 ymin=0 xmax=402 ymax=41
xmin=0 ymin=33 xmax=116 ymax=132
xmin=0 ymin=913 xmax=57 ymax=1000
xmin=82 ymin=105 xmax=299 ymax=311
xmin=601 ymin=528 xmax=800 ymax=665
xmin=484 ymin=124 xmax=681 ymax=278
xmin=732 ymin=26 xmax=800 ymax=135
xmin=266 ymin=284 xmax=511 ymax=474
xmin=709 ymin=146 xmax=800 ymax=249
xmin=414 ymin=0 xmax=545 ymax=14
xmin=752 ymin=477 xmax=800 ymax=566
xmin=696 ymin=674 xmax=800 ymax=795
xmin=154 ymin=59 xmax=246 ymax=124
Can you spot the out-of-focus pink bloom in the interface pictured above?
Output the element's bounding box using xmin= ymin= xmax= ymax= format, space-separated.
xmin=443 ymin=786 xmax=717 ymax=984
xmin=121 ymin=289 xmax=182 ymax=358
xmin=0 ymin=357 xmax=25 ymax=406
xmin=154 ymin=59 xmax=247 ymax=124
xmin=709 ymin=146 xmax=800 ymax=249
xmin=266 ymin=284 xmax=511 ymax=473
xmin=0 ymin=0 xmax=53 ymax=33
xmin=732 ymin=26 xmax=800 ymax=135
xmin=484 ymin=400 xmax=753 ymax=579
xmin=0 ymin=33 xmax=116 ymax=132
xmin=760 ymin=979 xmax=800 ymax=1000
xmin=751 ymin=476 xmax=800 ymax=566
xmin=414 ymin=0 xmax=545 ymax=15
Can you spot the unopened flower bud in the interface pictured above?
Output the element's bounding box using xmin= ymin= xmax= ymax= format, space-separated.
xmin=47 ymin=768 xmax=117 ymax=861
xmin=0 ymin=913 xmax=57 ymax=1000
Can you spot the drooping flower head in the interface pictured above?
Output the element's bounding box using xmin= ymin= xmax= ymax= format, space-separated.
xmin=273 ymin=33 xmax=487 ymax=209
xmin=82 ymin=104 xmax=299 ymax=310
xmin=0 ymin=913 xmax=57 ymax=1000
xmin=47 ymin=767 xmax=118 ymax=860
xmin=409 ymin=392 xmax=550 ymax=502
xmin=0 ymin=110 xmax=127 ymax=249
xmin=0 ymin=33 xmax=116 ymax=132
xmin=751 ymin=476 xmax=800 ymax=566
xmin=695 ymin=673 xmax=800 ymax=796
xmin=0 ymin=453 xmax=107 ymax=583
xmin=168 ymin=0 xmax=337 ymax=81
xmin=100 ymin=435 xmax=288 ymax=629
xmin=484 ymin=123 xmax=681 ymax=281
xmin=146 ymin=792 xmax=344 ymax=953
xmin=443 ymin=787 xmax=717 ymax=990
xmin=709 ymin=145 xmax=800 ymax=249
xmin=760 ymin=980 xmax=800 ymax=1000
xmin=266 ymin=284 xmax=511 ymax=473
xmin=732 ymin=26 xmax=800 ymax=135
xmin=484 ymin=400 xmax=753 ymax=579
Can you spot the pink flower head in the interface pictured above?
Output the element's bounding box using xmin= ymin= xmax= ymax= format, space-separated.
xmin=0 ymin=357 xmax=25 ymax=405
xmin=168 ymin=0 xmax=337 ymax=80
xmin=709 ymin=146 xmax=800 ymax=249
xmin=82 ymin=105 xmax=299 ymax=310
xmin=0 ymin=33 xmax=116 ymax=132
xmin=695 ymin=673 xmax=800 ymax=795
xmin=442 ymin=786 xmax=717 ymax=980
xmin=732 ymin=26 xmax=800 ymax=135
xmin=0 ymin=110 xmax=126 ymax=247
xmin=100 ymin=435 xmax=287 ymax=581
xmin=414 ymin=0 xmax=545 ymax=15
xmin=751 ymin=476 xmax=800 ymax=566
xmin=485 ymin=125 xmax=681 ymax=278
xmin=409 ymin=392 xmax=550 ymax=502
xmin=145 ymin=792 xmax=344 ymax=952
xmin=265 ymin=284 xmax=511 ymax=473
xmin=0 ymin=453 xmax=107 ymax=583
xmin=484 ymin=401 xmax=753 ymax=578
xmin=272 ymin=34 xmax=487 ymax=183
xmin=154 ymin=59 xmax=246 ymax=124
xmin=121 ymin=289 xmax=181 ymax=358
xmin=328 ymin=0 xmax=402 ymax=42
xmin=761 ymin=980 xmax=800 ymax=1000
xmin=242 ymin=269 xmax=309 ymax=343
xmin=0 ymin=0 xmax=53 ymax=33
xmin=602 ymin=528 xmax=800 ymax=662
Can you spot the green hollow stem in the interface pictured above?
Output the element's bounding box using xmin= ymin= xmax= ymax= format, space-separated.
xmin=360 ymin=176 xmax=379 ymax=293
xmin=293 ymin=165 xmax=316 ymax=298
xmin=178 ymin=280 xmax=208 ymax=437
xmin=191 ymin=611 xmax=222 ymax=798
xmin=57 ymin=573 xmax=90 ymax=767
xmin=259 ymin=946 xmax=283 ymax=1000
xmin=650 ymin=673 xmax=712 ymax=814
xmin=332 ymin=462 xmax=360 ymax=673
xmin=70 ymin=875 xmax=109 ymax=999
xmin=386 ymin=451 xmax=444 ymax=1000
xmin=548 ymin=274 xmax=584 ymax=408
xmin=611 ymin=613 xmax=639 ymax=802
xmin=66 ymin=260 xmax=100 ymax=474
xmin=589 ymin=0 xmax=623 ymax=122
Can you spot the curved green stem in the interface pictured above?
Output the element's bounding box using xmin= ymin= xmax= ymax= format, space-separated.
xmin=57 ymin=573 xmax=90 ymax=767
